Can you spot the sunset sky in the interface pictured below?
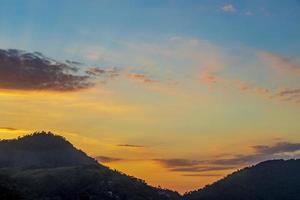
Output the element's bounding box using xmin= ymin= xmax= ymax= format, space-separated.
xmin=0 ymin=0 xmax=300 ymax=193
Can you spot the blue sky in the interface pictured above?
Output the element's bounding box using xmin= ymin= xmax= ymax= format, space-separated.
xmin=1 ymin=0 xmax=300 ymax=58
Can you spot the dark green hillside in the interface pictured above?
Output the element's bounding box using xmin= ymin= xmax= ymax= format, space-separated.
xmin=1 ymin=132 xmax=299 ymax=200
xmin=0 ymin=132 xmax=180 ymax=200
xmin=183 ymin=159 xmax=300 ymax=200
xmin=0 ymin=132 xmax=97 ymax=168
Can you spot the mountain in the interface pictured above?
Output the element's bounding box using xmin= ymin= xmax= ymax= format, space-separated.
xmin=183 ymin=159 xmax=300 ymax=200
xmin=1 ymin=132 xmax=299 ymax=200
xmin=0 ymin=132 xmax=97 ymax=168
xmin=0 ymin=132 xmax=180 ymax=200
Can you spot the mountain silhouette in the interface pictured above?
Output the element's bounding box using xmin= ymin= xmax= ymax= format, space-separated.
xmin=0 ymin=132 xmax=180 ymax=200
xmin=0 ymin=132 xmax=97 ymax=168
xmin=0 ymin=132 xmax=299 ymax=200
xmin=183 ymin=159 xmax=300 ymax=200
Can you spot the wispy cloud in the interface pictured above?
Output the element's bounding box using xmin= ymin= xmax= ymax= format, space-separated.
xmin=253 ymin=142 xmax=300 ymax=155
xmin=65 ymin=38 xmax=299 ymax=105
xmin=127 ymin=73 xmax=159 ymax=84
xmin=65 ymin=60 xmax=83 ymax=66
xmin=153 ymin=158 xmax=203 ymax=168
xmin=153 ymin=141 xmax=300 ymax=174
xmin=153 ymin=158 xmax=233 ymax=173
xmin=200 ymin=68 xmax=300 ymax=105
xmin=273 ymin=88 xmax=300 ymax=103
xmin=170 ymin=166 xmax=233 ymax=173
xmin=210 ymin=142 xmax=300 ymax=166
xmin=117 ymin=144 xmax=145 ymax=148
xmin=211 ymin=154 xmax=265 ymax=166
xmin=0 ymin=127 xmax=31 ymax=139
xmin=72 ymin=37 xmax=226 ymax=84
xmin=0 ymin=127 xmax=18 ymax=131
xmin=94 ymin=140 xmax=300 ymax=177
xmin=222 ymin=4 xmax=236 ymax=12
xmin=200 ymin=69 xmax=270 ymax=96
xmin=181 ymin=174 xmax=222 ymax=177
xmin=86 ymin=66 xmax=120 ymax=78
xmin=259 ymin=52 xmax=300 ymax=76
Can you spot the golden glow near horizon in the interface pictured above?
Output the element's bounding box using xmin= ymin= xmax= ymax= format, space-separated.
xmin=1 ymin=44 xmax=300 ymax=193
xmin=1 ymin=67 xmax=299 ymax=193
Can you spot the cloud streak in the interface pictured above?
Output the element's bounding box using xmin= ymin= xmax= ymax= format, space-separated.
xmin=117 ymin=144 xmax=145 ymax=148
xmin=222 ymin=4 xmax=236 ymax=12
xmin=0 ymin=127 xmax=18 ymax=131
xmin=93 ymin=140 xmax=300 ymax=177
xmin=253 ymin=142 xmax=300 ymax=155
xmin=86 ymin=66 xmax=120 ymax=78
xmin=259 ymin=52 xmax=300 ymax=76
xmin=181 ymin=174 xmax=222 ymax=177
xmin=153 ymin=158 xmax=202 ymax=168
xmin=170 ymin=166 xmax=233 ymax=173
xmin=127 ymin=73 xmax=158 ymax=84
xmin=0 ymin=127 xmax=31 ymax=139
xmin=153 ymin=141 xmax=300 ymax=175
xmin=273 ymin=88 xmax=300 ymax=103
xmin=200 ymin=69 xmax=300 ymax=105
xmin=210 ymin=142 xmax=300 ymax=166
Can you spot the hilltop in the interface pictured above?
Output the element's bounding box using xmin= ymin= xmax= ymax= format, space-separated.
xmin=183 ymin=159 xmax=300 ymax=200
xmin=0 ymin=132 xmax=180 ymax=200
xmin=0 ymin=132 xmax=299 ymax=200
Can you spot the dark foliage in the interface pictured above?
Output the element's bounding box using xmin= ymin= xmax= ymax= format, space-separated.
xmin=0 ymin=132 xmax=180 ymax=200
xmin=1 ymin=132 xmax=299 ymax=200
xmin=183 ymin=159 xmax=300 ymax=200
xmin=0 ymin=131 xmax=97 ymax=168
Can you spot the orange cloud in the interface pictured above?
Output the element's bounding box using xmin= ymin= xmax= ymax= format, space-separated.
xmin=200 ymin=71 xmax=218 ymax=85
xmin=199 ymin=69 xmax=300 ymax=105
xmin=273 ymin=88 xmax=300 ymax=103
xmin=259 ymin=52 xmax=300 ymax=76
xmin=127 ymin=73 xmax=158 ymax=83
xmin=128 ymin=73 xmax=147 ymax=79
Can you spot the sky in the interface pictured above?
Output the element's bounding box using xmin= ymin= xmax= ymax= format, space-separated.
xmin=0 ymin=0 xmax=300 ymax=193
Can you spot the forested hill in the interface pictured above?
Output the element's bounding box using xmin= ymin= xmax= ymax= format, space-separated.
xmin=183 ymin=159 xmax=300 ymax=200
xmin=0 ymin=132 xmax=180 ymax=200
xmin=0 ymin=132 xmax=97 ymax=168
xmin=0 ymin=132 xmax=299 ymax=200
